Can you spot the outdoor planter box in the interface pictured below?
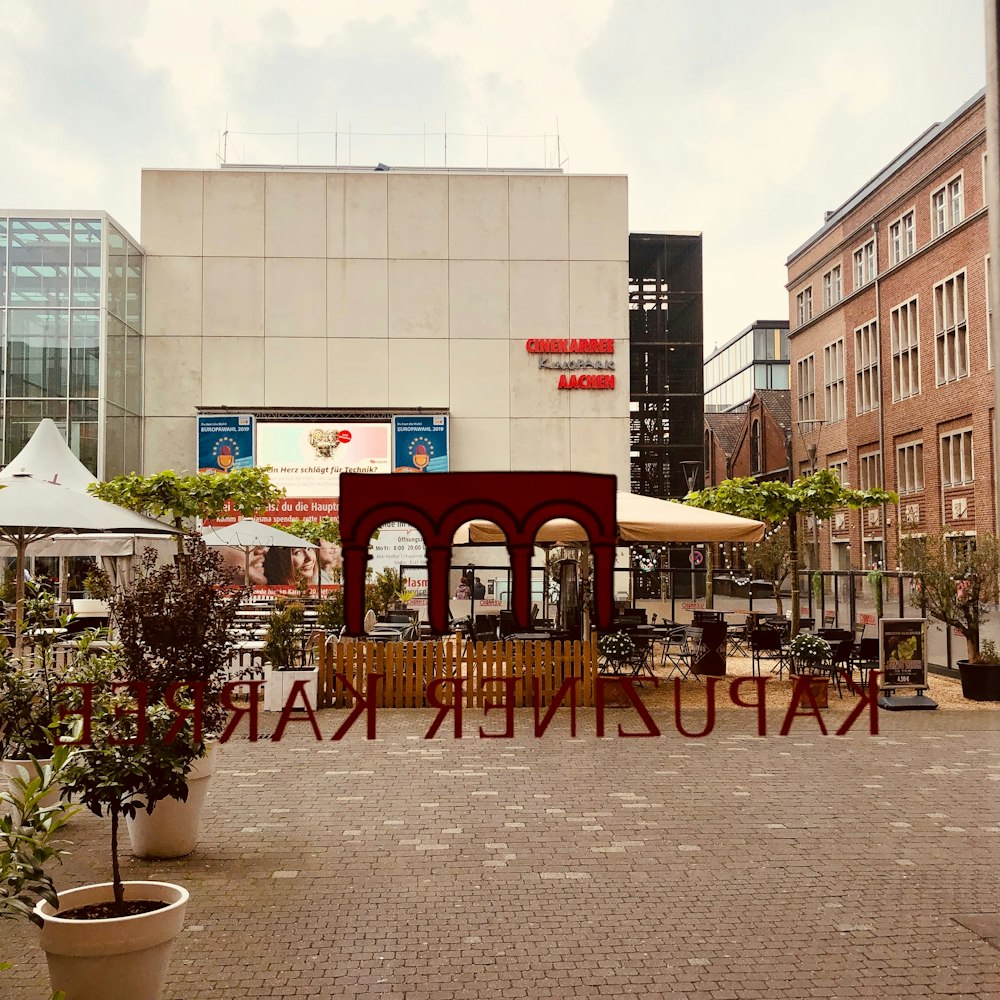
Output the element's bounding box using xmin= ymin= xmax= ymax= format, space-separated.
xmin=264 ymin=665 xmax=319 ymax=712
xmin=956 ymin=660 xmax=1000 ymax=702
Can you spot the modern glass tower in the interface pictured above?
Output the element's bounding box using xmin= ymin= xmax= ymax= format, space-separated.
xmin=0 ymin=212 xmax=143 ymax=477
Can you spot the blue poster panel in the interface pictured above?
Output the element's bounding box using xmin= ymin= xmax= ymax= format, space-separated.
xmin=197 ymin=414 xmax=255 ymax=474
xmin=392 ymin=415 xmax=449 ymax=473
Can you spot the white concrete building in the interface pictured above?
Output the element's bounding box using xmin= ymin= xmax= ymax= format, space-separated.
xmin=140 ymin=165 xmax=631 ymax=485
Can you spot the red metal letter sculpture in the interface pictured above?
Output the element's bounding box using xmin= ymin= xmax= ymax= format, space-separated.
xmin=338 ymin=471 xmax=617 ymax=636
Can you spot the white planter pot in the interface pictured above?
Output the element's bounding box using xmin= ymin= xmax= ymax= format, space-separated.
xmin=70 ymin=599 xmax=110 ymax=616
xmin=264 ymin=666 xmax=319 ymax=712
xmin=2 ymin=756 xmax=61 ymax=810
xmin=125 ymin=743 xmax=218 ymax=860
xmin=35 ymin=880 xmax=188 ymax=1000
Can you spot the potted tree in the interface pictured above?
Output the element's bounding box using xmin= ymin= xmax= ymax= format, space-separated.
xmin=99 ymin=538 xmax=246 ymax=859
xmin=1 ymin=744 xmax=76 ymax=986
xmin=35 ymin=687 xmax=199 ymax=1000
xmin=262 ymin=599 xmax=317 ymax=711
xmin=0 ymin=587 xmax=83 ymax=806
xmin=903 ymin=531 xmax=1000 ymax=701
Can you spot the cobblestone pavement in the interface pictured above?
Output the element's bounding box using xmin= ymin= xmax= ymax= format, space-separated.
xmin=7 ymin=705 xmax=1000 ymax=999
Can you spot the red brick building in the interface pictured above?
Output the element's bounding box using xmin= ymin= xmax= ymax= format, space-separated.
xmin=786 ymin=89 xmax=992 ymax=573
xmin=705 ymin=389 xmax=792 ymax=486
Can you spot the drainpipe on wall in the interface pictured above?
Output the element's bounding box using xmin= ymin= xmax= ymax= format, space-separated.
xmin=986 ymin=0 xmax=1000 ymax=535
xmin=872 ymin=220 xmax=888 ymax=570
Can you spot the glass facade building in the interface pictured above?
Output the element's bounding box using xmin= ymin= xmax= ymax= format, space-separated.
xmin=704 ymin=321 xmax=790 ymax=412
xmin=0 ymin=214 xmax=143 ymax=477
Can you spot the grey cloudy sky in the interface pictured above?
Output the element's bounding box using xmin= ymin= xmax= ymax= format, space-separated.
xmin=0 ymin=0 xmax=988 ymax=353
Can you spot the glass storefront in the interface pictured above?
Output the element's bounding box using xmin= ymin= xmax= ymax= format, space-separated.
xmin=0 ymin=215 xmax=143 ymax=477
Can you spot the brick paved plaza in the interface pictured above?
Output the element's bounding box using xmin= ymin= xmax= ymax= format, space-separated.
xmin=7 ymin=703 xmax=1000 ymax=999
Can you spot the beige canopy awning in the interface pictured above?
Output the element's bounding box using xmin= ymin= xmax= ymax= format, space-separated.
xmin=463 ymin=490 xmax=765 ymax=545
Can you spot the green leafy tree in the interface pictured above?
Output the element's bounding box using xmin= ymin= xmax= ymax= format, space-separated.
xmin=367 ymin=568 xmax=415 ymax=616
xmin=750 ymin=527 xmax=792 ymax=616
xmin=686 ymin=469 xmax=896 ymax=636
xmin=261 ymin=599 xmax=306 ymax=669
xmin=0 ymin=745 xmax=77 ymax=925
xmin=284 ymin=517 xmax=340 ymax=548
xmin=89 ymin=467 xmax=285 ymax=553
xmin=902 ymin=531 xmax=1000 ymax=661
xmin=61 ymin=685 xmax=201 ymax=909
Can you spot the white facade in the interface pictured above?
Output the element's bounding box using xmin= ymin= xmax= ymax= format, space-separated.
xmin=140 ymin=166 xmax=630 ymax=485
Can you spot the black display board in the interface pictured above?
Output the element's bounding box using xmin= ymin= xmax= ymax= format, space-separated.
xmin=879 ymin=618 xmax=928 ymax=691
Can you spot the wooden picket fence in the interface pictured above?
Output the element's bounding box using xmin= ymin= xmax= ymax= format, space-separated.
xmin=315 ymin=637 xmax=599 ymax=709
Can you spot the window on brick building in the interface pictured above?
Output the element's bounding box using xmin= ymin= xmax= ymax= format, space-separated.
xmin=796 ymin=287 xmax=813 ymax=326
xmin=750 ymin=419 xmax=761 ymax=475
xmin=854 ymin=320 xmax=879 ymax=414
xmin=823 ymin=339 xmax=846 ymax=423
xmin=934 ymin=270 xmax=969 ymax=385
xmin=823 ymin=265 xmax=842 ymax=308
xmin=890 ymin=297 xmax=920 ymax=400
xmin=932 ymin=174 xmax=964 ymax=238
xmin=940 ymin=428 xmax=974 ymax=487
xmin=896 ymin=442 xmax=924 ymax=494
xmin=828 ymin=459 xmax=848 ymax=485
xmin=796 ymin=355 xmax=816 ymax=422
xmin=853 ymin=238 xmax=876 ymax=290
xmin=889 ymin=210 xmax=915 ymax=266
xmin=859 ymin=451 xmax=882 ymax=489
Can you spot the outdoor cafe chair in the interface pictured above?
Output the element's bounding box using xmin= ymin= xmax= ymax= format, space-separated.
xmin=727 ymin=614 xmax=751 ymax=657
xmin=850 ymin=636 xmax=880 ymax=687
xmin=664 ymin=626 xmax=703 ymax=682
xmin=627 ymin=634 xmax=656 ymax=679
xmin=750 ymin=628 xmax=790 ymax=679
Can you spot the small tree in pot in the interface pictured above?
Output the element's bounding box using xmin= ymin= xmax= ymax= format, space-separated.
xmin=102 ymin=536 xmax=248 ymax=857
xmin=1 ymin=744 xmax=77 ymax=924
xmin=36 ymin=679 xmax=199 ymax=1000
xmin=261 ymin=600 xmax=318 ymax=711
xmin=902 ymin=530 xmax=1000 ymax=701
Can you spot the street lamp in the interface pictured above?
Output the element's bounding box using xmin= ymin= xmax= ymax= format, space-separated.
xmin=805 ymin=441 xmax=819 ymax=570
xmin=681 ymin=461 xmax=702 ymax=599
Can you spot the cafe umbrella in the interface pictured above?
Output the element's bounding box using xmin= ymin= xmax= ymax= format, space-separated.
xmin=199 ymin=519 xmax=318 ymax=587
xmin=461 ymin=491 xmax=766 ymax=637
xmin=0 ymin=474 xmax=182 ymax=652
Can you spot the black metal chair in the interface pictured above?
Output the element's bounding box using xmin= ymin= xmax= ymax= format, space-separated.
xmin=827 ymin=638 xmax=855 ymax=697
xmin=751 ymin=628 xmax=790 ymax=679
xmin=627 ymin=634 xmax=655 ymax=679
xmin=851 ymin=636 xmax=880 ymax=687
xmin=663 ymin=626 xmax=703 ymax=682
xmin=727 ymin=614 xmax=751 ymax=656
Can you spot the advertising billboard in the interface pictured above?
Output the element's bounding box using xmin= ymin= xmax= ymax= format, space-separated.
xmin=392 ymin=415 xmax=449 ymax=473
xmin=209 ymin=420 xmax=428 ymax=593
xmin=197 ymin=414 xmax=254 ymax=474
xmin=257 ymin=422 xmax=392 ymax=497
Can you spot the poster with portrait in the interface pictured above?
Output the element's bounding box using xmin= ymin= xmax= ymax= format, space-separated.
xmin=197 ymin=414 xmax=254 ymax=474
xmin=210 ymin=421 xmax=432 ymax=593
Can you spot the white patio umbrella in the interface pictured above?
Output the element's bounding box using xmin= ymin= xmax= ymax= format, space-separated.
xmin=459 ymin=491 xmax=765 ymax=638
xmin=199 ymin=519 xmax=317 ymax=587
xmin=463 ymin=491 xmax=765 ymax=545
xmin=0 ymin=474 xmax=181 ymax=652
